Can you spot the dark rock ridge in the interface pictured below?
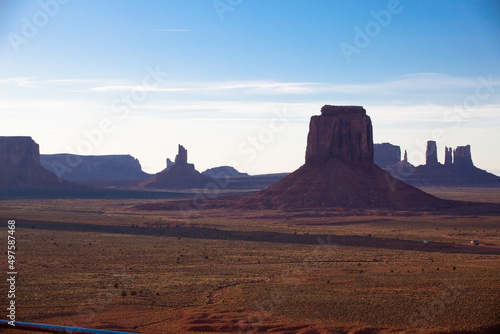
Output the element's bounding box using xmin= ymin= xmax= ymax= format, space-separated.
xmin=236 ymin=106 xmax=445 ymax=210
xmin=202 ymin=166 xmax=248 ymax=178
xmin=40 ymin=154 xmax=151 ymax=181
xmin=0 ymin=136 xmax=72 ymax=190
xmin=387 ymin=141 xmax=500 ymax=186
xmin=374 ymin=143 xmax=401 ymax=168
xmin=140 ymin=145 xmax=214 ymax=189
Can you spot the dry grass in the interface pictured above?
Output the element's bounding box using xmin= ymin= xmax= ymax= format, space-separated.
xmin=0 ymin=188 xmax=499 ymax=333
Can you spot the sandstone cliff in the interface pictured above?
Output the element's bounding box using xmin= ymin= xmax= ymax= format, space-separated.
xmin=306 ymin=106 xmax=373 ymax=166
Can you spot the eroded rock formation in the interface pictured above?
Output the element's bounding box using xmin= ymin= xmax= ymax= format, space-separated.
xmin=175 ymin=145 xmax=188 ymax=165
xmin=236 ymin=106 xmax=444 ymax=210
xmin=387 ymin=142 xmax=500 ymax=186
xmin=140 ymin=145 xmax=213 ymax=189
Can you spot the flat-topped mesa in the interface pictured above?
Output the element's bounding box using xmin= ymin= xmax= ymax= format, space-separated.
xmin=425 ymin=141 xmax=439 ymax=166
xmin=174 ymin=145 xmax=188 ymax=165
xmin=0 ymin=136 xmax=40 ymax=167
xmin=453 ymin=145 xmax=473 ymax=168
xmin=305 ymin=105 xmax=373 ymax=166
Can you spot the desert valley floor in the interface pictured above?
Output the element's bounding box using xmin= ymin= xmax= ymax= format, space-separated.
xmin=1 ymin=187 xmax=499 ymax=334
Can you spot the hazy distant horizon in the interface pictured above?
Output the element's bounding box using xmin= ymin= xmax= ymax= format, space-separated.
xmin=1 ymin=0 xmax=499 ymax=175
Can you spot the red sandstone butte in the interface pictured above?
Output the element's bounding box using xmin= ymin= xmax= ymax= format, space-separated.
xmin=236 ymin=106 xmax=447 ymax=210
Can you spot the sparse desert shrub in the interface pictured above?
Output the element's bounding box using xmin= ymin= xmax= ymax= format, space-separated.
xmin=453 ymin=267 xmax=456 ymax=270
xmin=113 ymin=282 xmax=119 ymax=289
xmin=130 ymin=290 xmax=137 ymax=296
xmin=121 ymin=291 xmax=127 ymax=297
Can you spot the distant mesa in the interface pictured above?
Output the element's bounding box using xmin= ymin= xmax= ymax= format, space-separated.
xmin=0 ymin=136 xmax=74 ymax=192
xmin=374 ymin=143 xmax=401 ymax=169
xmin=384 ymin=141 xmax=500 ymax=187
xmin=41 ymin=154 xmax=151 ymax=181
xmin=236 ymin=106 xmax=445 ymax=210
xmin=202 ymin=166 xmax=248 ymax=178
xmin=140 ymin=145 xmax=214 ymax=189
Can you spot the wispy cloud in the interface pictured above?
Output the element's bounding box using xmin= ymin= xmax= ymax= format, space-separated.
xmin=150 ymin=28 xmax=190 ymax=32
xmin=88 ymin=81 xmax=321 ymax=94
xmin=0 ymin=77 xmax=38 ymax=88
xmin=0 ymin=77 xmax=110 ymax=89
xmin=86 ymin=73 xmax=500 ymax=97
xmin=3 ymin=73 xmax=498 ymax=106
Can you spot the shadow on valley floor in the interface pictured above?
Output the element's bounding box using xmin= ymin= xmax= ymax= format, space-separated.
xmin=9 ymin=218 xmax=499 ymax=255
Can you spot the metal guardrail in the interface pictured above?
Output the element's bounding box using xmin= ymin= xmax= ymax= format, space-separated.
xmin=0 ymin=320 xmax=141 ymax=334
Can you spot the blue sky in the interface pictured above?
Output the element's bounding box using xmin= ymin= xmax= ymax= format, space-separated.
xmin=1 ymin=0 xmax=499 ymax=175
